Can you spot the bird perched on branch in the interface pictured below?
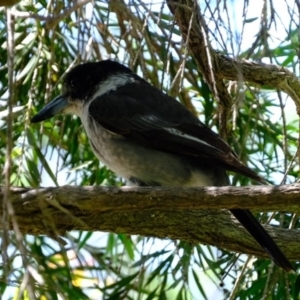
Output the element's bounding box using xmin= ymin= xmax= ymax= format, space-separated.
xmin=31 ymin=59 xmax=293 ymax=271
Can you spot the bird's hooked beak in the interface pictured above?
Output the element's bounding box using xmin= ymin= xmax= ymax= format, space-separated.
xmin=31 ymin=95 xmax=68 ymax=123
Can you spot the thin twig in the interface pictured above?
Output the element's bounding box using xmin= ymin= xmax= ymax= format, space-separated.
xmin=12 ymin=0 xmax=91 ymax=28
xmin=3 ymin=7 xmax=36 ymax=299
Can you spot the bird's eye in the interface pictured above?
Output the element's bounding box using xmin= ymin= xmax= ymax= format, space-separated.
xmin=70 ymin=80 xmax=76 ymax=88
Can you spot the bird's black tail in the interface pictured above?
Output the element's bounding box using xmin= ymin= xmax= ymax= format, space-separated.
xmin=230 ymin=209 xmax=294 ymax=272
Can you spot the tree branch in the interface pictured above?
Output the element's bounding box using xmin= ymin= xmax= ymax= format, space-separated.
xmin=2 ymin=185 xmax=300 ymax=260
xmin=167 ymin=0 xmax=300 ymax=115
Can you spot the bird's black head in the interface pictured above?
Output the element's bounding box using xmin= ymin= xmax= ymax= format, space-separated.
xmin=64 ymin=60 xmax=134 ymax=100
xmin=31 ymin=60 xmax=134 ymax=123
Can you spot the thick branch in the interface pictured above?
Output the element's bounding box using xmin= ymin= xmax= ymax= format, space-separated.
xmin=168 ymin=0 xmax=233 ymax=137
xmin=1 ymin=185 xmax=300 ymax=261
xmin=168 ymin=0 xmax=300 ymax=115
xmin=216 ymin=55 xmax=300 ymax=111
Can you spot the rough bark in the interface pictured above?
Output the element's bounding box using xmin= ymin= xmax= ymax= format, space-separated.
xmin=2 ymin=185 xmax=300 ymax=260
xmin=167 ymin=0 xmax=300 ymax=118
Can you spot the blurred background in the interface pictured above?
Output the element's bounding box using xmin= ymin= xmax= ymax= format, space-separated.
xmin=0 ymin=0 xmax=299 ymax=299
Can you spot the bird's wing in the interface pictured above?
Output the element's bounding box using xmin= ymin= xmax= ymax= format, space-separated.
xmin=88 ymin=82 xmax=265 ymax=183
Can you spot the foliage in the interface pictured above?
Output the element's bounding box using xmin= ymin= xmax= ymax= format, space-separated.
xmin=0 ymin=0 xmax=299 ymax=299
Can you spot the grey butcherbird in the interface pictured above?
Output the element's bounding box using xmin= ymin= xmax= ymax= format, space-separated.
xmin=31 ymin=60 xmax=293 ymax=271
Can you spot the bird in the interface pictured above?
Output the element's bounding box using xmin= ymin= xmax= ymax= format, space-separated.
xmin=31 ymin=59 xmax=293 ymax=272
